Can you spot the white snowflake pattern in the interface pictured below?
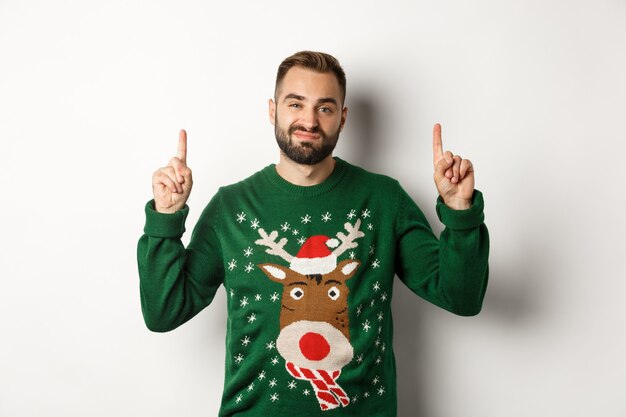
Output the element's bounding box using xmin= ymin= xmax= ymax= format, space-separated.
xmin=280 ymin=222 xmax=290 ymax=232
xmin=321 ymin=212 xmax=332 ymax=222
xmin=367 ymin=223 xmax=374 ymax=231
xmin=291 ymin=229 xmax=299 ymax=236
xmin=377 ymin=312 xmax=384 ymax=322
xmin=373 ymin=281 xmax=381 ymax=292
xmin=266 ymin=341 xmax=276 ymax=350
xmin=375 ymin=337 xmax=381 ymax=347
xmin=356 ymin=354 xmax=364 ymax=363
xmin=270 ymin=393 xmax=279 ymax=402
xmin=301 ymin=214 xmax=311 ymax=224
xmin=228 ymin=259 xmax=237 ymax=271
xmin=241 ymin=336 xmax=251 ymax=346
xmin=378 ymin=386 xmax=386 ymax=396
xmin=250 ymin=218 xmax=260 ymax=229
xmin=356 ymin=304 xmax=363 ymax=316
xmin=370 ymin=299 xmax=376 ymax=308
xmin=234 ymin=353 xmax=244 ymax=364
xmin=347 ymin=209 xmax=356 ymax=219
xmin=247 ymin=313 xmax=257 ymax=323
xmin=371 ymin=259 xmax=381 ymax=269
xmin=363 ymin=320 xmax=372 ymax=332
xmin=288 ymin=380 xmax=297 ymax=390
xmin=247 ymin=382 xmax=255 ymax=392
xmin=230 ymin=288 xmax=235 ymax=298
xmin=369 ymin=244 xmax=375 ymax=255
xmin=254 ymin=294 xmax=262 ymax=301
xmin=244 ymin=263 xmax=254 ymax=273
xmin=361 ymin=209 xmax=371 ymax=218
xmin=270 ymin=292 xmax=280 ymax=302
xmin=269 ymin=378 xmax=278 ymax=388
xmin=271 ymin=356 xmax=280 ymax=365
xmin=240 ymin=296 xmax=249 ymax=308
xmin=235 ymin=394 xmax=243 ymax=404
xmin=258 ymin=371 xmax=266 ymax=380
xmin=297 ymin=236 xmax=306 ymax=245
xmin=372 ymin=376 xmax=380 ymax=385
xmin=364 ymin=392 xmax=370 ymax=398
xmin=303 ymin=389 xmax=311 ymax=396
xmin=378 ymin=326 xmax=382 ymax=334
xmin=380 ymin=292 xmax=388 ymax=302
xmin=381 ymin=343 xmax=386 ymax=352
xmin=349 ymin=251 xmax=356 ymax=259
xmin=244 ymin=247 xmax=253 ymax=257
xmin=376 ymin=356 xmax=382 ymax=365
xmin=352 ymin=394 xmax=359 ymax=403
xmin=236 ymin=212 xmax=246 ymax=223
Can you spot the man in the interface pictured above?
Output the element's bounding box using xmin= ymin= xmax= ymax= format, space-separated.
xmin=138 ymin=51 xmax=489 ymax=416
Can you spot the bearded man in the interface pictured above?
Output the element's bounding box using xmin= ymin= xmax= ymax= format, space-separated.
xmin=138 ymin=50 xmax=489 ymax=416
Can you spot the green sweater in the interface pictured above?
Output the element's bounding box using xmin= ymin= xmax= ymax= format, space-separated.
xmin=137 ymin=157 xmax=489 ymax=416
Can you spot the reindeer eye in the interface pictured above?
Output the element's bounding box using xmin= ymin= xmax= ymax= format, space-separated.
xmin=290 ymin=287 xmax=304 ymax=300
xmin=328 ymin=286 xmax=340 ymax=301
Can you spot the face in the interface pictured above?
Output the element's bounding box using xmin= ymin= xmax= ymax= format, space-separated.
xmin=269 ymin=66 xmax=347 ymax=165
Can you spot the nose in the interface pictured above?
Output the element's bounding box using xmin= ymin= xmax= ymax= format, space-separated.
xmin=300 ymin=108 xmax=319 ymax=130
xmin=299 ymin=332 xmax=331 ymax=361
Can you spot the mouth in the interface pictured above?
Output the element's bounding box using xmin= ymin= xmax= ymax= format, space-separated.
xmin=292 ymin=130 xmax=320 ymax=141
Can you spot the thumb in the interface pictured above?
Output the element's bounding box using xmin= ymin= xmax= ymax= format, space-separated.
xmin=434 ymin=155 xmax=453 ymax=181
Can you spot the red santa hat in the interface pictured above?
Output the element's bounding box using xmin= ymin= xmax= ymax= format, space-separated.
xmin=290 ymin=235 xmax=339 ymax=275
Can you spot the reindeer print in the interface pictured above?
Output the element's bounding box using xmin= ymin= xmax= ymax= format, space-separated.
xmin=256 ymin=219 xmax=365 ymax=411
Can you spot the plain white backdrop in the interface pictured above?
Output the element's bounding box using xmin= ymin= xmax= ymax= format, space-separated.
xmin=1 ymin=0 xmax=625 ymax=416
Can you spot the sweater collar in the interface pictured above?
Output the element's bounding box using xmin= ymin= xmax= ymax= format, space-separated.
xmin=263 ymin=157 xmax=349 ymax=197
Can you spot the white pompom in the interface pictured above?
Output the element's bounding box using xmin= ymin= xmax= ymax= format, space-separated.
xmin=326 ymin=238 xmax=339 ymax=248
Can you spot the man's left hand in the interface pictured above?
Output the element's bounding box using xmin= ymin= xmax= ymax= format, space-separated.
xmin=432 ymin=123 xmax=475 ymax=210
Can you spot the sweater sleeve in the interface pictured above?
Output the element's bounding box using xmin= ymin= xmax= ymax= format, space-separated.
xmin=394 ymin=187 xmax=489 ymax=316
xmin=137 ymin=192 xmax=225 ymax=332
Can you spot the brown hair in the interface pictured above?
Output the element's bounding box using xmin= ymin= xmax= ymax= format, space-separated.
xmin=275 ymin=51 xmax=346 ymax=104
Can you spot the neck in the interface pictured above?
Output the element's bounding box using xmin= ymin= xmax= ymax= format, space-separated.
xmin=275 ymin=153 xmax=336 ymax=186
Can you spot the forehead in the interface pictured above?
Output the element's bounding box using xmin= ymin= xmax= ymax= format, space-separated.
xmin=277 ymin=66 xmax=342 ymax=102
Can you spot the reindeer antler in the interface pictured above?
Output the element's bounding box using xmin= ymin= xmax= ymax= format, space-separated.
xmin=333 ymin=219 xmax=365 ymax=257
xmin=255 ymin=229 xmax=294 ymax=262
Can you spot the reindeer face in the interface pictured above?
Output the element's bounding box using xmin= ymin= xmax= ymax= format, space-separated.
xmin=260 ymin=259 xmax=359 ymax=337
xmin=259 ymin=259 xmax=360 ymax=370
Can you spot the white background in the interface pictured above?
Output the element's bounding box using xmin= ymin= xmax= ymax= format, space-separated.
xmin=1 ymin=0 xmax=625 ymax=416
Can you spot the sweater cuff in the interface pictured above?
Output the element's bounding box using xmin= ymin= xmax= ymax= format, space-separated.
xmin=436 ymin=190 xmax=485 ymax=230
xmin=143 ymin=199 xmax=189 ymax=238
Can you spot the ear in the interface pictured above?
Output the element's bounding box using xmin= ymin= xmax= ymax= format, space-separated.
xmin=258 ymin=263 xmax=291 ymax=283
xmin=336 ymin=258 xmax=360 ymax=280
xmin=339 ymin=106 xmax=348 ymax=132
xmin=268 ymin=99 xmax=276 ymax=126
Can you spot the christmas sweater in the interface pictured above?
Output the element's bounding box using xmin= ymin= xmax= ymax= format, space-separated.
xmin=137 ymin=157 xmax=489 ymax=416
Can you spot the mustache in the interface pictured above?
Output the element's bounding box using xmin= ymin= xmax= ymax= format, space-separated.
xmin=289 ymin=125 xmax=321 ymax=135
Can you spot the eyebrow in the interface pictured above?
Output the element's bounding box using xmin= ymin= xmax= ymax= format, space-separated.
xmin=283 ymin=94 xmax=338 ymax=106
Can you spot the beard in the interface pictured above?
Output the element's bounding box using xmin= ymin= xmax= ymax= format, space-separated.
xmin=274 ymin=116 xmax=340 ymax=165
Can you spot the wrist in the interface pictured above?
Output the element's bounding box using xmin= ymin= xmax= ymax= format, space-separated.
xmin=153 ymin=201 xmax=183 ymax=214
xmin=443 ymin=197 xmax=471 ymax=210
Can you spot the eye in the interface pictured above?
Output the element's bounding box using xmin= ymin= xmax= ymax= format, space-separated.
xmin=290 ymin=287 xmax=305 ymax=300
xmin=289 ymin=103 xmax=301 ymax=109
xmin=319 ymin=107 xmax=333 ymax=113
xmin=328 ymin=286 xmax=340 ymax=301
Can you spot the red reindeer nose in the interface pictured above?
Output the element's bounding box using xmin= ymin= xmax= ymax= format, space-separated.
xmin=299 ymin=332 xmax=331 ymax=361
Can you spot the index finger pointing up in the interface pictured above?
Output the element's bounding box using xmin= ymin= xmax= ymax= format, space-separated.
xmin=178 ymin=129 xmax=187 ymax=163
xmin=432 ymin=123 xmax=444 ymax=165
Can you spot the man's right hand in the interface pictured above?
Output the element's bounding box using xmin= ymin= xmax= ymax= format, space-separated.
xmin=152 ymin=129 xmax=193 ymax=213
